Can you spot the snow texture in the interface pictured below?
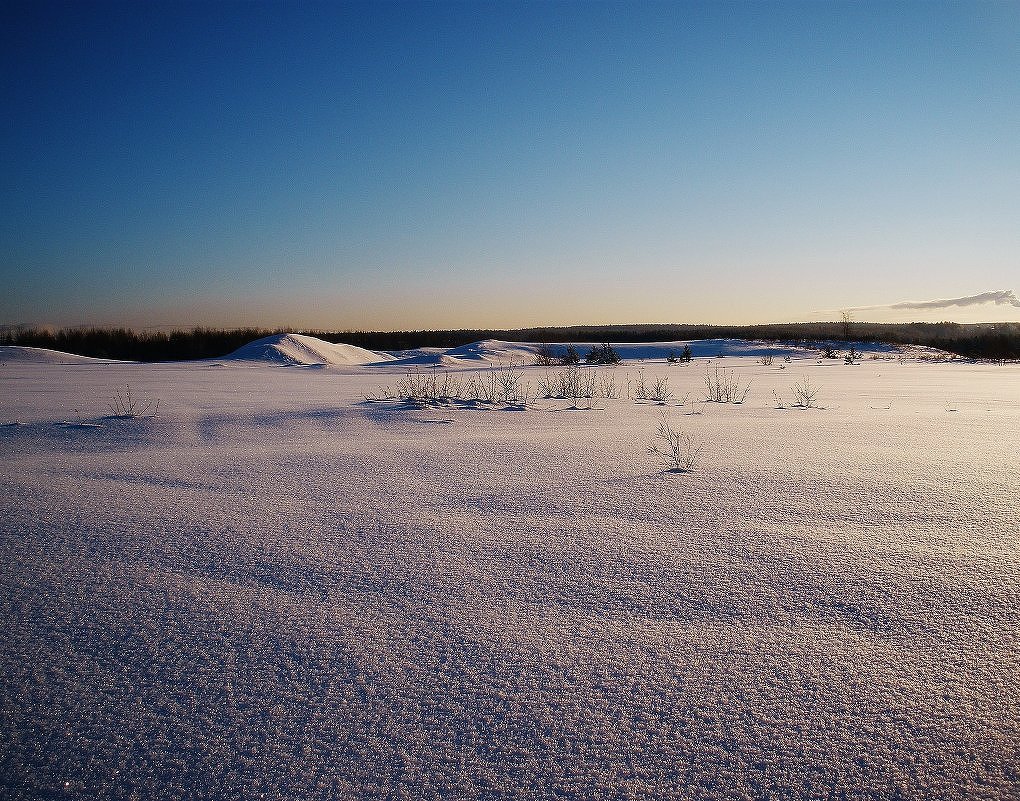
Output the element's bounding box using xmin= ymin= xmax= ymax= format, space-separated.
xmin=1 ymin=340 xmax=1019 ymax=800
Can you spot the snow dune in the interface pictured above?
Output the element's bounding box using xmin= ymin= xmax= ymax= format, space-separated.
xmin=222 ymin=333 xmax=394 ymax=366
xmin=0 ymin=345 xmax=122 ymax=364
xmin=386 ymin=339 xmax=541 ymax=367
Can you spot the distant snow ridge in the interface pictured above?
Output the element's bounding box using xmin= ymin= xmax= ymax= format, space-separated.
xmin=444 ymin=339 xmax=539 ymax=363
xmin=387 ymin=339 xmax=539 ymax=367
xmin=223 ymin=333 xmax=394 ymax=366
xmin=0 ymin=345 xmax=120 ymax=364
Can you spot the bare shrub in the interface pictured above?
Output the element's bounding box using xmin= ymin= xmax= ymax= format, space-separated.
xmin=649 ymin=376 xmax=673 ymax=405
xmin=396 ymin=370 xmax=440 ymax=405
xmin=703 ymin=367 xmax=751 ymax=404
xmin=467 ymin=372 xmax=502 ymax=404
xmin=538 ymin=366 xmax=617 ymax=404
xmin=649 ymin=412 xmax=702 ymax=472
xmin=108 ymin=385 xmax=160 ymax=418
xmin=561 ymin=345 xmax=581 ymax=365
xmin=632 ymin=369 xmax=674 ymax=404
xmin=758 ymin=354 xmax=774 ymax=366
xmin=394 ymin=362 xmax=529 ymax=407
xmin=791 ymin=377 xmax=821 ymax=408
xmin=395 ymin=369 xmax=466 ymax=406
xmin=538 ymin=366 xmax=579 ymax=399
xmin=467 ymin=361 xmax=530 ymax=406
xmin=597 ymin=372 xmax=620 ymax=399
xmin=575 ymin=370 xmax=597 ymax=408
xmin=496 ymin=360 xmax=524 ymax=403
xmin=634 ymin=368 xmax=649 ymax=401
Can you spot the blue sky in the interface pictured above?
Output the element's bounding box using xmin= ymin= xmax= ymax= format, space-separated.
xmin=2 ymin=0 xmax=1018 ymax=330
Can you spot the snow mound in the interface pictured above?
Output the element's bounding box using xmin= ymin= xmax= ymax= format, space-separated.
xmin=223 ymin=334 xmax=394 ymax=366
xmin=445 ymin=340 xmax=539 ymax=363
xmin=384 ymin=340 xmax=539 ymax=368
xmin=0 ymin=345 xmax=120 ymax=364
xmin=384 ymin=351 xmax=474 ymax=368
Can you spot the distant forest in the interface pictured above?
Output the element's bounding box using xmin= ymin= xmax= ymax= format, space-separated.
xmin=2 ymin=321 xmax=1019 ymax=362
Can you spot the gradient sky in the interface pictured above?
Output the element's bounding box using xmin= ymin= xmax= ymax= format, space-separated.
xmin=2 ymin=0 xmax=1018 ymax=330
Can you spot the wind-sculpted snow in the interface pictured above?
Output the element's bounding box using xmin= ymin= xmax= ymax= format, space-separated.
xmin=0 ymin=345 xmax=123 ymax=364
xmin=223 ymin=333 xmax=394 ymax=366
xmin=1 ymin=356 xmax=1019 ymax=799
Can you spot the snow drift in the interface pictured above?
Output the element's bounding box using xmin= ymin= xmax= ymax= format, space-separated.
xmin=222 ymin=333 xmax=394 ymax=366
xmin=386 ymin=339 xmax=540 ymax=367
xmin=0 ymin=345 xmax=121 ymax=364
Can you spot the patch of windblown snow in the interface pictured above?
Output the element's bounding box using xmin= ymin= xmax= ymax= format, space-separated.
xmin=223 ymin=333 xmax=395 ymax=366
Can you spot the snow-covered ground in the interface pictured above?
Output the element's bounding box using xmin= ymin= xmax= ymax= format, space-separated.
xmin=2 ymin=337 xmax=1019 ymax=800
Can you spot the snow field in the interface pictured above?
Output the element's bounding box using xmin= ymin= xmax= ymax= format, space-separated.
xmin=2 ymin=349 xmax=1019 ymax=799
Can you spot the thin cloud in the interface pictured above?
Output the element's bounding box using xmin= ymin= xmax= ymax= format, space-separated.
xmin=849 ymin=290 xmax=1020 ymax=312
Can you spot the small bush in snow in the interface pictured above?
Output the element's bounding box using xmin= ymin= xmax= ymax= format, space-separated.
xmin=791 ymin=377 xmax=822 ymax=408
xmin=495 ymin=361 xmax=530 ymax=406
xmin=391 ymin=363 xmax=530 ymax=407
xmin=392 ymin=369 xmax=468 ymax=406
xmin=598 ymin=372 xmax=620 ymax=399
xmin=107 ymin=385 xmax=160 ymax=418
xmin=649 ymin=376 xmax=673 ymax=405
xmin=634 ymin=368 xmax=649 ymax=401
xmin=703 ymin=368 xmax=751 ymax=404
xmin=396 ymin=369 xmax=447 ymax=405
xmin=538 ymin=366 xmax=580 ymax=400
xmin=466 ymin=361 xmax=531 ymax=406
xmin=538 ymin=366 xmax=618 ymax=405
xmin=649 ymin=412 xmax=702 ymax=472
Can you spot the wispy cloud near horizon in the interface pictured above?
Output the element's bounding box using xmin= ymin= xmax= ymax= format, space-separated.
xmin=849 ymin=290 xmax=1020 ymax=313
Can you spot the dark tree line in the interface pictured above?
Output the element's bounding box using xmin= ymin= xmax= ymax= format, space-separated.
xmin=1 ymin=321 xmax=1018 ymax=361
